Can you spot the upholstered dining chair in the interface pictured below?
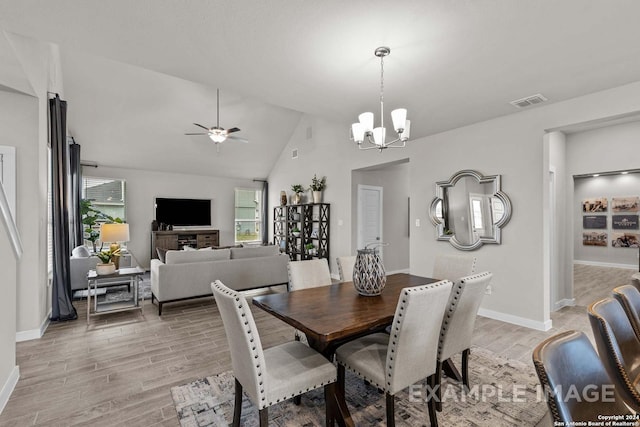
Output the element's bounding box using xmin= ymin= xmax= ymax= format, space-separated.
xmin=335 ymin=280 xmax=453 ymax=427
xmin=532 ymin=330 xmax=633 ymax=423
xmin=612 ymin=284 xmax=640 ymax=340
xmin=588 ymin=297 xmax=640 ymax=412
xmin=336 ymin=255 xmax=356 ymax=282
xmin=287 ymin=258 xmax=332 ymax=291
xmin=432 ymin=253 xmax=477 ymax=282
xmin=434 ymin=271 xmax=492 ymax=411
xmin=211 ymin=280 xmax=337 ymax=427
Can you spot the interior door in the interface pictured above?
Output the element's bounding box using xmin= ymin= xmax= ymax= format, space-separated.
xmin=357 ymin=185 xmax=383 ymax=258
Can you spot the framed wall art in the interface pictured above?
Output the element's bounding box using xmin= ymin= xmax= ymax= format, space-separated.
xmin=583 ymin=231 xmax=607 ymax=247
xmin=612 ymin=215 xmax=639 ymax=230
xmin=583 ymin=215 xmax=607 ymax=229
xmin=582 ymin=197 xmax=607 ymax=213
xmin=611 ymin=196 xmax=640 ymax=213
xmin=611 ymin=232 xmax=640 ymax=248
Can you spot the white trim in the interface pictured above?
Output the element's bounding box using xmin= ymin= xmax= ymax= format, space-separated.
xmin=478 ymin=308 xmax=552 ymax=331
xmin=0 ymin=365 xmax=19 ymax=414
xmin=573 ymin=260 xmax=637 ymax=270
xmin=16 ymin=312 xmax=50 ymax=342
xmin=554 ymin=298 xmax=576 ymax=311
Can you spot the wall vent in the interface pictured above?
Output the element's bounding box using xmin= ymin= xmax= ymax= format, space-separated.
xmin=509 ymin=93 xmax=548 ymax=109
xmin=292 ymin=148 xmax=298 ymax=159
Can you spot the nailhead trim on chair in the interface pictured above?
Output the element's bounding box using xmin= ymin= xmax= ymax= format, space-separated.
xmin=532 ymin=357 xmax=562 ymax=422
xmin=214 ymin=281 xmax=337 ymax=410
xmin=591 ymin=309 xmax=640 ymax=405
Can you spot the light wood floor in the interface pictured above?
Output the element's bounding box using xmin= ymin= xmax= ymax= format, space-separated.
xmin=0 ymin=265 xmax=636 ymax=427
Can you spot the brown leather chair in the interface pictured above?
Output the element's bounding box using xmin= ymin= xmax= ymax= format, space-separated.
xmin=612 ymin=284 xmax=640 ymax=340
xmin=532 ymin=330 xmax=632 ymax=423
xmin=588 ymin=297 xmax=640 ymax=412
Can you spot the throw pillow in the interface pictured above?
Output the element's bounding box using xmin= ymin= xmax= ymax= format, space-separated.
xmin=230 ymin=245 xmax=279 ymax=259
xmin=183 ymin=245 xmax=196 ymax=251
xmin=157 ymin=248 xmax=168 ymax=263
xmin=71 ymin=246 xmax=91 ymax=258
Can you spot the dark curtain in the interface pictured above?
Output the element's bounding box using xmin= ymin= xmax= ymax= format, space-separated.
xmin=68 ymin=139 xmax=83 ymax=249
xmin=258 ymin=180 xmax=269 ymax=245
xmin=50 ymin=95 xmax=77 ymax=321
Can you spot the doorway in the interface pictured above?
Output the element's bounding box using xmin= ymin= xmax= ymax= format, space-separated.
xmin=357 ymin=185 xmax=383 ymax=258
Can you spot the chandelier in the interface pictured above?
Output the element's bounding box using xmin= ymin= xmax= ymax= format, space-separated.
xmin=350 ymin=46 xmax=410 ymax=151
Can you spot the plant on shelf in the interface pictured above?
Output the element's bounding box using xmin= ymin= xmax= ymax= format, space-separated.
xmin=292 ymin=226 xmax=301 ymax=237
xmin=291 ymin=184 xmax=304 ymax=204
xmin=309 ymin=174 xmax=326 ymax=203
xmin=305 ymin=242 xmax=317 ymax=255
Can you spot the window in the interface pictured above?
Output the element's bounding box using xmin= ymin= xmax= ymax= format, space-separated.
xmin=234 ymin=188 xmax=261 ymax=244
xmin=82 ymin=176 xmax=126 ymax=250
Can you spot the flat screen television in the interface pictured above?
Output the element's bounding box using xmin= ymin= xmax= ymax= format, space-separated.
xmin=155 ymin=198 xmax=211 ymax=227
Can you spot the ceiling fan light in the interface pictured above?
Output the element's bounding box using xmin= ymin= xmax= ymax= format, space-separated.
xmin=351 ymin=123 xmax=365 ymax=143
xmin=391 ymin=108 xmax=407 ymax=133
xmin=372 ymin=127 xmax=386 ymax=145
xmin=400 ymin=120 xmax=411 ymax=141
xmin=359 ymin=112 xmax=374 ymax=133
xmin=209 ymin=133 xmax=226 ymax=143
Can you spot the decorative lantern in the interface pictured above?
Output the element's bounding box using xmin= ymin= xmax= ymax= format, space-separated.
xmin=353 ymin=243 xmax=387 ymax=296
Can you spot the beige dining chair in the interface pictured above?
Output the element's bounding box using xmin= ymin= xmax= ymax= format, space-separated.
xmin=532 ymin=330 xmax=633 ymax=423
xmin=432 ymin=253 xmax=477 ymax=282
xmin=287 ymin=258 xmax=332 ymax=291
xmin=287 ymin=258 xmax=333 ymax=345
xmin=335 ymin=280 xmax=453 ymax=427
xmin=435 ymin=271 xmax=492 ymax=411
xmin=336 ymin=255 xmax=356 ymax=282
xmin=211 ymin=280 xmax=337 ymax=427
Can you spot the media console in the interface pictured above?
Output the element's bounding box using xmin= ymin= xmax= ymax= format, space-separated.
xmin=151 ymin=229 xmax=220 ymax=259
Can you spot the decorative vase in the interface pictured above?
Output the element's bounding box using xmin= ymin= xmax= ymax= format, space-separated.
xmin=353 ymin=246 xmax=386 ymax=296
xmin=96 ymin=262 xmax=116 ymax=276
xmin=293 ymin=192 xmax=301 ymax=204
xmin=280 ymin=191 xmax=288 ymax=206
xmin=313 ymin=190 xmax=322 ymax=204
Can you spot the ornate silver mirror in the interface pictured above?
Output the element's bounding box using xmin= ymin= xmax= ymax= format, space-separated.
xmin=429 ymin=170 xmax=512 ymax=251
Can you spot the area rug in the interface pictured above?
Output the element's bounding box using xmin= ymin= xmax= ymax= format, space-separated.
xmin=170 ymin=347 xmax=547 ymax=427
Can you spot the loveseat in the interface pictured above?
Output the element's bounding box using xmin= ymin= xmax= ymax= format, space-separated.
xmin=149 ymin=245 xmax=289 ymax=315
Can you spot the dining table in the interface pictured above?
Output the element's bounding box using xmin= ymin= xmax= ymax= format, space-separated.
xmin=252 ymin=273 xmax=441 ymax=427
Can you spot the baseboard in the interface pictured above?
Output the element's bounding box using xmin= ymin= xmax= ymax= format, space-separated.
xmin=554 ymin=298 xmax=576 ymax=310
xmin=478 ymin=307 xmax=552 ymax=331
xmin=0 ymin=365 xmax=19 ymax=414
xmin=574 ymin=260 xmax=637 ymax=270
xmin=16 ymin=311 xmax=50 ymax=342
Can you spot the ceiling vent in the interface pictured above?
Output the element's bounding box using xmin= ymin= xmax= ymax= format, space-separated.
xmin=509 ymin=94 xmax=548 ymax=109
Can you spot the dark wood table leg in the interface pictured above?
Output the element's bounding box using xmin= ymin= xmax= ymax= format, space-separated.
xmin=442 ymin=358 xmax=462 ymax=382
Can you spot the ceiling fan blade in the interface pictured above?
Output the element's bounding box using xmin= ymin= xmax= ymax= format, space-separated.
xmin=185 ymin=132 xmax=209 ymax=135
xmin=226 ymin=127 xmax=241 ymax=134
xmin=227 ymin=136 xmax=249 ymax=143
xmin=193 ymin=123 xmax=211 ymax=131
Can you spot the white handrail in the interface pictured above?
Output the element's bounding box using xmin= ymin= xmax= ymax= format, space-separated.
xmin=0 ymin=183 xmax=22 ymax=259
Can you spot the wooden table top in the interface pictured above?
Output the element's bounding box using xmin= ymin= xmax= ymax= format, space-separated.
xmin=252 ymin=273 xmax=438 ymax=356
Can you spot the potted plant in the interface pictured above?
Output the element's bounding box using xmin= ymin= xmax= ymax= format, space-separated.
xmin=292 ymin=226 xmax=301 ymax=237
xmin=95 ymin=247 xmax=121 ymax=275
xmin=81 ymin=199 xmax=124 ymax=252
xmin=305 ymin=242 xmax=317 ymax=255
xmin=309 ymin=174 xmax=326 ymax=203
xmin=291 ymin=184 xmax=304 ymax=204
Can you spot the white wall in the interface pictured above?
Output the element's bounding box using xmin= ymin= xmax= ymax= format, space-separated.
xmin=568 ymin=120 xmax=640 ymax=268
xmin=269 ymin=80 xmax=640 ymax=330
xmin=86 ymin=166 xmax=263 ymax=268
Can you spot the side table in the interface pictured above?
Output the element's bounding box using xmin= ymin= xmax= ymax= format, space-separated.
xmin=87 ymin=266 xmax=145 ymax=324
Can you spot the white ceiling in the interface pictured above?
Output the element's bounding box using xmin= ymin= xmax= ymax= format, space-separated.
xmin=2 ymin=0 xmax=640 ymax=179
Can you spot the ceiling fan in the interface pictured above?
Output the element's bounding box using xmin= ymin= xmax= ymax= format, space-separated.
xmin=185 ymin=89 xmax=248 ymax=144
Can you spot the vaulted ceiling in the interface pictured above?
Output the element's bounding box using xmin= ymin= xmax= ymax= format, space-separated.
xmin=2 ymin=1 xmax=640 ymax=179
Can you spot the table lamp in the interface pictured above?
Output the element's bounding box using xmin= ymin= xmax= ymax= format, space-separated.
xmin=100 ymin=223 xmax=130 ymax=270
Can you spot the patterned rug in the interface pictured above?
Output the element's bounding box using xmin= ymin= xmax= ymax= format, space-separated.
xmin=170 ymin=347 xmax=548 ymax=427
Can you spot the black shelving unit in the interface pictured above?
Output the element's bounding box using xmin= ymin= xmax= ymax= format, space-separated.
xmin=274 ymin=203 xmax=330 ymax=262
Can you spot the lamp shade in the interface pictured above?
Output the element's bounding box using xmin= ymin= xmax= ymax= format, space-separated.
xmin=358 ymin=112 xmax=374 ymax=133
xmin=400 ymin=120 xmax=411 ymax=141
xmin=391 ymin=108 xmax=407 ymax=132
xmin=100 ymin=223 xmax=130 ymax=243
xmin=351 ymin=122 xmax=365 ymax=143
xmin=372 ymin=127 xmax=386 ymax=146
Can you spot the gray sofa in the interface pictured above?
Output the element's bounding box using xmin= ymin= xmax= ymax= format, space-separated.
xmin=149 ymin=245 xmax=289 ymax=315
